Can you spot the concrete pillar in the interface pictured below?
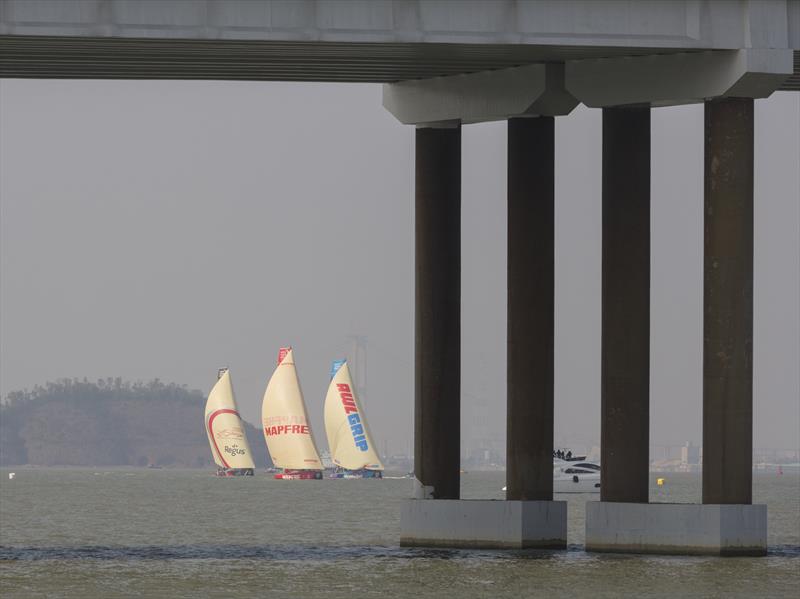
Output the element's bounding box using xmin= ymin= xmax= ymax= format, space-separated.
xmin=506 ymin=117 xmax=554 ymax=501
xmin=415 ymin=125 xmax=461 ymax=500
xmin=601 ymin=106 xmax=650 ymax=503
xmin=586 ymin=99 xmax=765 ymax=557
xmin=703 ymin=98 xmax=754 ymax=505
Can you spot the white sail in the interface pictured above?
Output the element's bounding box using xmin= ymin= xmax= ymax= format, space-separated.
xmin=204 ymin=369 xmax=256 ymax=470
xmin=261 ymin=348 xmax=323 ymax=470
xmin=324 ymin=360 xmax=384 ymax=471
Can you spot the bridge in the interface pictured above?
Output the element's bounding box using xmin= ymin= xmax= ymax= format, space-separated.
xmin=2 ymin=0 xmax=798 ymax=556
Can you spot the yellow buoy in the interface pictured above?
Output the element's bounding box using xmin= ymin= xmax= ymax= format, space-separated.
xmin=657 ymin=478 xmax=665 ymax=486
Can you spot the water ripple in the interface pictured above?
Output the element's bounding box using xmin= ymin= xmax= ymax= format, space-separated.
xmin=3 ymin=543 xmax=797 ymax=562
xmin=0 ymin=544 xmax=581 ymax=562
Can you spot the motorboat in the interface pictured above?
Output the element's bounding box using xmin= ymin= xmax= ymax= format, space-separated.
xmin=553 ymin=455 xmax=600 ymax=493
xmin=501 ymin=451 xmax=601 ymax=493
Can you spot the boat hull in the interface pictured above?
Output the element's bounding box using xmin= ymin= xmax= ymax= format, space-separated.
xmin=328 ymin=470 xmax=383 ymax=479
xmin=215 ymin=468 xmax=254 ymax=477
xmin=502 ymin=474 xmax=601 ymax=493
xmin=274 ymin=470 xmax=322 ymax=480
xmin=553 ymin=475 xmax=600 ymax=493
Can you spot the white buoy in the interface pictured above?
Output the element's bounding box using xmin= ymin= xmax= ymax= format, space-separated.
xmin=8 ymin=472 xmax=15 ymax=480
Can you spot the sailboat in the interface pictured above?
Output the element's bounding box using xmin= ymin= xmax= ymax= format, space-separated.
xmin=204 ymin=368 xmax=256 ymax=477
xmin=324 ymin=359 xmax=384 ymax=479
xmin=261 ymin=347 xmax=324 ymax=480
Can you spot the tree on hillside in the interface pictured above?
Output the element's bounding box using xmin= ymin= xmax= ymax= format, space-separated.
xmin=0 ymin=378 xmax=270 ymax=468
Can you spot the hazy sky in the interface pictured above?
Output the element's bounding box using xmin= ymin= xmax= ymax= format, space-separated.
xmin=1 ymin=80 xmax=798 ymax=455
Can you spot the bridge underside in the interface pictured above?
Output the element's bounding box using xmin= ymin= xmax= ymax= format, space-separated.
xmin=1 ymin=36 xmax=799 ymax=89
xmin=0 ymin=35 xmax=752 ymax=82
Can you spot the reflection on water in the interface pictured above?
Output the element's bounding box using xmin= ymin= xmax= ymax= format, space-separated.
xmin=1 ymin=469 xmax=798 ymax=598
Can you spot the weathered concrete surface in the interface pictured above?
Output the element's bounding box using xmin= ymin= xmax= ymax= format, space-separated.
xmin=414 ymin=125 xmax=460 ymax=500
xmin=566 ymin=49 xmax=795 ymax=107
xmin=400 ymin=499 xmax=567 ymax=549
xmin=600 ymin=106 xmax=650 ymax=504
xmin=506 ymin=116 xmax=554 ymax=501
xmin=586 ymin=502 xmax=767 ymax=556
xmin=383 ymin=63 xmax=578 ymax=124
xmin=2 ymin=1 xmax=797 ymax=50
xmin=703 ymin=98 xmax=754 ymax=505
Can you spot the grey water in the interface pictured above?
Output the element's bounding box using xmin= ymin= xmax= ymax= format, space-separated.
xmin=1 ymin=469 xmax=798 ymax=598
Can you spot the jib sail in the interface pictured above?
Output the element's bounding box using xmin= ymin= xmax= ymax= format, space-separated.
xmin=324 ymin=359 xmax=384 ymax=471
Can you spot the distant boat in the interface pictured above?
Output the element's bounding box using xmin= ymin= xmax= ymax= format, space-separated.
xmin=204 ymin=368 xmax=255 ymax=477
xmin=324 ymin=359 xmax=384 ymax=479
xmin=261 ymin=347 xmax=323 ymax=480
xmin=553 ymin=455 xmax=600 ymax=493
xmin=501 ymin=452 xmax=601 ymax=493
xmin=319 ymin=449 xmax=335 ymax=470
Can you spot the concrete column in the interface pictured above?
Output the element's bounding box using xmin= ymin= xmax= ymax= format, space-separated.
xmin=415 ymin=125 xmax=461 ymax=500
xmin=601 ymin=106 xmax=650 ymax=503
xmin=703 ymin=98 xmax=754 ymax=505
xmin=507 ymin=117 xmax=554 ymax=500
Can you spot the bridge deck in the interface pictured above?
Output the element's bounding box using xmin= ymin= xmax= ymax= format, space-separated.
xmin=0 ymin=1 xmax=797 ymax=87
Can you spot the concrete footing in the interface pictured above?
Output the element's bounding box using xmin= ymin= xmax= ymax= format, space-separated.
xmin=400 ymin=499 xmax=567 ymax=549
xmin=585 ymin=501 xmax=767 ymax=556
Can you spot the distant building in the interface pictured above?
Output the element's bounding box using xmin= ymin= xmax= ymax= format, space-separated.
xmin=681 ymin=442 xmax=700 ymax=466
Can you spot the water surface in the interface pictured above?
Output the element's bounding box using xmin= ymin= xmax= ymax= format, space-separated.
xmin=1 ymin=469 xmax=798 ymax=598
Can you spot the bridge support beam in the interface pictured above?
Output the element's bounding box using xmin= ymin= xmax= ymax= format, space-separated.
xmin=402 ymin=118 xmax=565 ymax=549
xmin=599 ymin=105 xmax=651 ymax=504
xmin=702 ymin=98 xmax=755 ymax=505
xmin=506 ymin=116 xmax=555 ymax=501
xmin=412 ymin=124 xmax=461 ymax=502
xmin=586 ymin=105 xmax=652 ymax=554
xmin=587 ymin=99 xmax=766 ymax=556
